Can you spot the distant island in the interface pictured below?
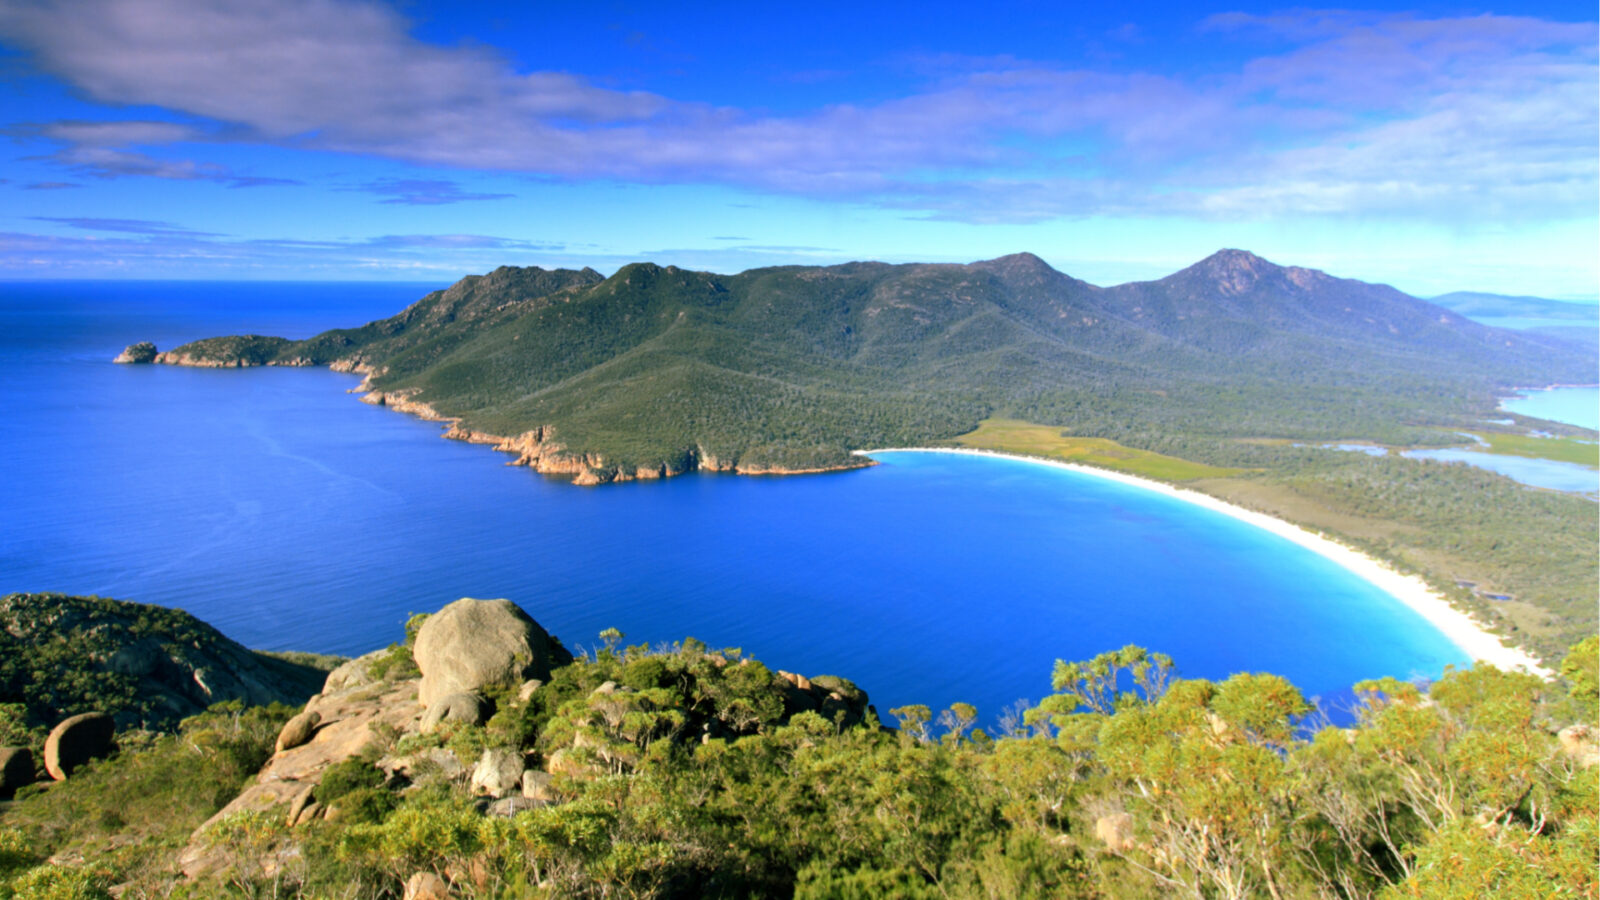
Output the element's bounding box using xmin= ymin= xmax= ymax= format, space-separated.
xmin=115 ymin=249 xmax=1598 ymax=661
xmin=1429 ymin=290 xmax=1600 ymax=321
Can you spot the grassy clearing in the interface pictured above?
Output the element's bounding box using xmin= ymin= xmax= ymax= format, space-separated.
xmin=946 ymin=418 xmax=1243 ymax=481
xmin=1469 ymin=431 xmax=1599 ymax=468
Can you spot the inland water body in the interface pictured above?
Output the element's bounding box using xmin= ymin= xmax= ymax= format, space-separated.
xmin=2 ymin=281 xmax=1471 ymax=723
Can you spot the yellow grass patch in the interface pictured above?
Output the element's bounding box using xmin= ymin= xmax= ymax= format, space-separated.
xmin=947 ymin=418 xmax=1243 ymax=481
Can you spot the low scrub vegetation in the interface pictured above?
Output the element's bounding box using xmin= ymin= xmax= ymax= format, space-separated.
xmin=2 ymin=634 xmax=1593 ymax=899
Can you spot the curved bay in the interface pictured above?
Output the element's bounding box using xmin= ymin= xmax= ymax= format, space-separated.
xmin=1 ymin=282 xmax=1467 ymax=724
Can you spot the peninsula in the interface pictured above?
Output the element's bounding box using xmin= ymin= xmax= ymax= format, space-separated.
xmin=115 ymin=250 xmax=1599 ymax=662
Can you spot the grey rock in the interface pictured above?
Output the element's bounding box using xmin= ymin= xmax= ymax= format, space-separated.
xmin=521 ymin=769 xmax=555 ymax=803
xmin=517 ymin=679 xmax=544 ymax=703
xmin=321 ymin=648 xmax=389 ymax=695
xmin=487 ymin=795 xmax=548 ymax=816
xmin=413 ymin=598 xmax=569 ymax=709
xmin=379 ymin=747 xmax=466 ymax=782
xmin=470 ymin=748 xmax=525 ymax=798
xmin=421 ymin=692 xmax=492 ymax=733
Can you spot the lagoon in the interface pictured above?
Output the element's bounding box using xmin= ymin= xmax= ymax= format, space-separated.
xmin=1 ymin=282 xmax=1471 ymax=723
xmin=1400 ymin=448 xmax=1598 ymax=496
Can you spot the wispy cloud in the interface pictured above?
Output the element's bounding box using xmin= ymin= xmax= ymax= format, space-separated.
xmin=23 ymin=181 xmax=80 ymax=190
xmin=0 ymin=0 xmax=1592 ymax=223
xmin=351 ymin=178 xmax=514 ymax=205
xmin=31 ymin=216 xmax=223 ymax=236
xmin=0 ymin=220 xmax=570 ymax=277
xmin=12 ymin=118 xmax=299 ymax=186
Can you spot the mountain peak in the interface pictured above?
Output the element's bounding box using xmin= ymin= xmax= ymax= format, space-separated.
xmin=969 ymin=251 xmax=1063 ymax=283
xmin=1199 ymin=248 xmax=1273 ymax=272
xmin=1168 ymin=249 xmax=1288 ymax=295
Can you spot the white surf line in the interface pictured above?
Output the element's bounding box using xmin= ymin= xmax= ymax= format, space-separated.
xmin=855 ymin=447 xmax=1553 ymax=678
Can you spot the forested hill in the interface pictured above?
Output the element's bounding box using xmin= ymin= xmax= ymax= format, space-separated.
xmin=138 ymin=250 xmax=1594 ymax=481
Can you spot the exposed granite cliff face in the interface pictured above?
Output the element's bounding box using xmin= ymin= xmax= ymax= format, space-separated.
xmin=363 ymin=390 xmax=871 ymax=485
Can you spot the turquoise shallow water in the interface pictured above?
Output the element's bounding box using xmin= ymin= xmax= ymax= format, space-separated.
xmin=1 ymin=282 xmax=1470 ymax=723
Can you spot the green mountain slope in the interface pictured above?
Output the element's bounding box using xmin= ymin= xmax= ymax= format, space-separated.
xmin=150 ymin=249 xmax=1593 ymax=481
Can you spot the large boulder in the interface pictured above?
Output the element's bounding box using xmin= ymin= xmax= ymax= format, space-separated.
xmin=44 ymin=712 xmax=114 ymax=780
xmin=470 ymin=748 xmax=525 ymax=798
xmin=413 ymin=598 xmax=569 ymax=710
xmin=275 ymin=710 xmax=322 ymax=754
xmin=420 ymin=692 xmax=492 ymax=733
xmin=0 ymin=747 xmax=35 ymax=796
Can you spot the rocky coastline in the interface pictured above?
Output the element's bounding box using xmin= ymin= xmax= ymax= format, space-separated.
xmin=117 ymin=341 xmax=871 ymax=486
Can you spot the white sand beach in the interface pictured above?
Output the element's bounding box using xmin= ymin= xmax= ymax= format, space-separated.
xmin=856 ymin=447 xmax=1554 ymax=678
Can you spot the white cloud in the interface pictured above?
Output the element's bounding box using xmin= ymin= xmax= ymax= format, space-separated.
xmin=0 ymin=0 xmax=1592 ymax=223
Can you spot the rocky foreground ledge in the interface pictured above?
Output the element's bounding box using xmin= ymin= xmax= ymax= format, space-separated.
xmin=169 ymin=596 xmax=875 ymax=880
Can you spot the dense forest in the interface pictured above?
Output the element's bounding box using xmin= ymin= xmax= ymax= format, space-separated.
xmin=148 ymin=250 xmax=1590 ymax=477
xmin=128 ymin=250 xmax=1599 ymax=660
xmin=0 ymin=599 xmax=1594 ymax=899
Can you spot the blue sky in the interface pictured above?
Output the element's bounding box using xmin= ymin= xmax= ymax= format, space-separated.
xmin=1 ymin=0 xmax=1595 ymax=298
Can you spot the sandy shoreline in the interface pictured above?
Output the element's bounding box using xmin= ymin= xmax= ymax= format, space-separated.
xmin=856 ymin=447 xmax=1553 ymax=678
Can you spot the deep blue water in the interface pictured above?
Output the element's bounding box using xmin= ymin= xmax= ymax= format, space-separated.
xmin=2 ymin=282 xmax=1470 ymax=724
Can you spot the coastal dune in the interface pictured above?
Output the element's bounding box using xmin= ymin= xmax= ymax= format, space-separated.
xmin=856 ymin=447 xmax=1552 ymax=678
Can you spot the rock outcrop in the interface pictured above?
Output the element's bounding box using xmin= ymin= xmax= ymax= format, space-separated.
xmin=113 ymin=341 xmax=158 ymax=363
xmin=420 ymin=692 xmax=492 ymax=733
xmin=413 ymin=598 xmax=571 ymax=710
xmin=44 ymin=712 xmax=114 ymax=780
xmin=470 ymin=748 xmax=525 ymax=798
xmin=274 ymin=710 xmax=321 ymax=754
xmin=778 ymin=672 xmax=873 ymax=729
xmin=179 ymin=668 xmax=424 ymax=877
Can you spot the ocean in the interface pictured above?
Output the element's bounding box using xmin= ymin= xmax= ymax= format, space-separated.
xmin=2 ymin=281 xmax=1472 ymax=724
